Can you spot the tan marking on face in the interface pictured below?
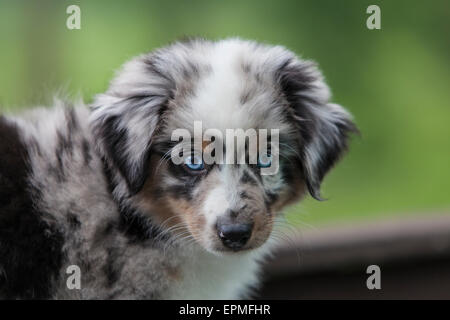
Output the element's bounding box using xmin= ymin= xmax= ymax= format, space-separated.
xmin=202 ymin=140 xmax=211 ymax=151
xmin=165 ymin=196 xmax=205 ymax=242
xmin=134 ymin=156 xmax=182 ymax=230
xmin=162 ymin=263 xmax=181 ymax=281
xmin=238 ymin=184 xmax=274 ymax=248
xmin=135 ymin=154 xmax=220 ymax=246
xmin=134 ymin=150 xmax=305 ymax=252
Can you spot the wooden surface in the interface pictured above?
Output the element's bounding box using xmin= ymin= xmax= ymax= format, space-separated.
xmin=257 ymin=214 xmax=450 ymax=299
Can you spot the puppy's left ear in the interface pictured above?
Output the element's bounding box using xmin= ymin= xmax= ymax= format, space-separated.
xmin=90 ymin=56 xmax=173 ymax=195
xmin=277 ymin=58 xmax=358 ymax=200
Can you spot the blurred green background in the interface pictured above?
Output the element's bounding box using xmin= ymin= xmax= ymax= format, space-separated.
xmin=0 ymin=0 xmax=449 ymax=226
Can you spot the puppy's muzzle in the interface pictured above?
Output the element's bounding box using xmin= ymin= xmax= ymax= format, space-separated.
xmin=217 ymin=222 xmax=253 ymax=250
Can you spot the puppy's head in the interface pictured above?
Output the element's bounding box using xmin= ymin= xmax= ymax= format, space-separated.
xmin=91 ymin=39 xmax=356 ymax=254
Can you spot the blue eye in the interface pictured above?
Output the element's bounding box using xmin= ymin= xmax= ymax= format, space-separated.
xmin=184 ymin=155 xmax=205 ymax=171
xmin=257 ymin=154 xmax=272 ymax=168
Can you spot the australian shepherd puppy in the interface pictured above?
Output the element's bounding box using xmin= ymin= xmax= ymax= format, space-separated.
xmin=0 ymin=38 xmax=356 ymax=299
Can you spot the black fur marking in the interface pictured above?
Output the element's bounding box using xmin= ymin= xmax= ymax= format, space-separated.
xmin=240 ymin=170 xmax=258 ymax=186
xmin=105 ymin=113 xmax=151 ymax=195
xmin=314 ymin=119 xmax=358 ymax=184
xmin=92 ymin=220 xmax=118 ymax=247
xmin=151 ymin=186 xmax=165 ymax=199
xmin=181 ymin=61 xmax=201 ymax=81
xmin=278 ymin=58 xmax=318 ymax=147
xmin=277 ymin=59 xmax=357 ymax=200
xmin=165 ymin=182 xmax=195 ymax=201
xmin=0 ymin=116 xmax=64 ymax=299
xmin=103 ymin=247 xmax=122 ymax=287
xmin=67 ymin=212 xmax=81 ymax=229
xmin=81 ymin=138 xmax=92 ymax=165
xmin=51 ymin=129 xmax=76 ymax=183
xmin=240 ymin=191 xmax=250 ymax=200
xmin=103 ymin=220 xmax=117 ymax=236
xmin=101 ymin=156 xmax=117 ymax=195
xmin=164 ymin=160 xmax=201 ymax=200
xmin=117 ymin=203 xmax=169 ymax=244
xmin=279 ymin=156 xmax=297 ymax=185
xmin=241 ymin=62 xmax=251 ymax=74
xmin=57 ymin=130 xmax=74 ymax=156
xmin=165 ymin=162 xmax=208 ymax=201
xmin=100 ymin=158 xmax=168 ymax=244
xmin=265 ymin=191 xmax=279 ymax=206
xmin=159 ymin=147 xmax=207 ymax=201
xmin=143 ymin=58 xmax=174 ymax=93
xmin=95 ymin=94 xmax=169 ymax=196
xmin=100 ymin=116 xmax=136 ymax=190
xmin=65 ymin=107 xmax=79 ymax=132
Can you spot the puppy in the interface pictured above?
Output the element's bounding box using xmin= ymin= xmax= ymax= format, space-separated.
xmin=0 ymin=38 xmax=356 ymax=299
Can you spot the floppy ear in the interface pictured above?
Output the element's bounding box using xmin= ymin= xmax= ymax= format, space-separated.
xmin=90 ymin=56 xmax=173 ymax=195
xmin=277 ymin=58 xmax=357 ymax=200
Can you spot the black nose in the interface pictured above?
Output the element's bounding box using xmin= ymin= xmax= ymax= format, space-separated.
xmin=217 ymin=223 xmax=253 ymax=250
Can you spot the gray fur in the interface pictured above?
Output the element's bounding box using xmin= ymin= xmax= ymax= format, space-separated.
xmin=0 ymin=38 xmax=355 ymax=299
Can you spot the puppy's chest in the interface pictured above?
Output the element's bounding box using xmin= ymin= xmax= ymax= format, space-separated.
xmin=166 ymin=249 xmax=264 ymax=299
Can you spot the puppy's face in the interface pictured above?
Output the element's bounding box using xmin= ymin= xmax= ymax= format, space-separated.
xmin=141 ymin=133 xmax=303 ymax=253
xmin=91 ymin=39 xmax=356 ymax=254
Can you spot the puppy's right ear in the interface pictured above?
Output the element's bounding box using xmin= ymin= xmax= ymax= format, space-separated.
xmin=90 ymin=56 xmax=174 ymax=195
